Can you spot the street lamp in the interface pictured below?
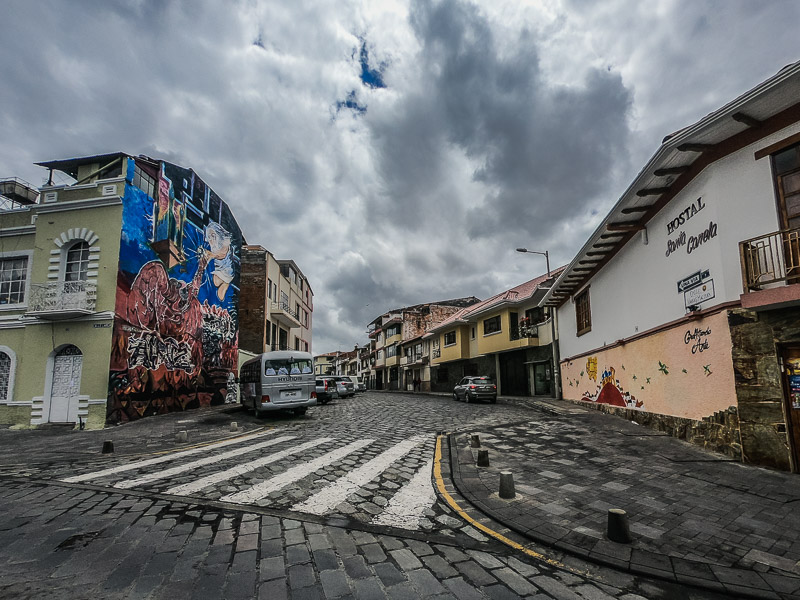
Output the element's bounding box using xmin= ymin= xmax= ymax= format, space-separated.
xmin=515 ymin=246 xmax=560 ymax=400
xmin=515 ymin=248 xmax=550 ymax=277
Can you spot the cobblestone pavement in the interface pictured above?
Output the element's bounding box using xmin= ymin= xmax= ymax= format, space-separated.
xmin=0 ymin=392 xmax=746 ymax=598
xmin=451 ymin=399 xmax=800 ymax=599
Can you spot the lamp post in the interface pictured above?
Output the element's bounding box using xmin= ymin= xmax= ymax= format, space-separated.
xmin=515 ymin=248 xmax=550 ymax=277
xmin=515 ymin=247 xmax=560 ymax=400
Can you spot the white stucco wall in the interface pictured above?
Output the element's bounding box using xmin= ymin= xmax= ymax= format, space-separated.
xmin=558 ymin=121 xmax=800 ymax=360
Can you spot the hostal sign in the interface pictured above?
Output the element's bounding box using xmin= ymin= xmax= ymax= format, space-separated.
xmin=665 ymin=197 xmax=718 ymax=258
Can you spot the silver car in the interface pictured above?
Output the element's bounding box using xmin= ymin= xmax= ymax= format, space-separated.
xmin=333 ymin=376 xmax=355 ymax=398
xmin=453 ymin=376 xmax=497 ymax=403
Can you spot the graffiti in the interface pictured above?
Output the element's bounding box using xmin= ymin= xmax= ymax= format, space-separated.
xmin=107 ymin=158 xmax=242 ymax=423
xmin=128 ymin=333 xmax=194 ymax=372
xmin=580 ymin=365 xmax=644 ymax=410
xmin=685 ymin=327 xmax=711 ymax=354
xmin=658 ymin=361 xmax=669 ymax=375
xmin=586 ymin=356 xmax=598 ymax=381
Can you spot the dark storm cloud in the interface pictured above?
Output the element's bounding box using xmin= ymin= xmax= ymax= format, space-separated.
xmin=365 ymin=0 xmax=632 ymax=249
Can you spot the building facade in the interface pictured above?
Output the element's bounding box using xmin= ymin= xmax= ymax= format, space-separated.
xmin=365 ymin=298 xmax=479 ymax=391
xmin=544 ymin=61 xmax=800 ymax=472
xmin=0 ymin=153 xmax=243 ymax=428
xmin=239 ymin=246 xmax=313 ymax=356
xmin=427 ymin=273 xmax=562 ymax=396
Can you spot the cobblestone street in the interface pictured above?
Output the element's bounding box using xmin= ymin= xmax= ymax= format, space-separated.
xmin=0 ymin=393 xmax=753 ymax=598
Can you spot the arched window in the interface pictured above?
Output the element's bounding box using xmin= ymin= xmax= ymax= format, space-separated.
xmin=65 ymin=242 xmax=90 ymax=282
xmin=0 ymin=351 xmax=11 ymax=402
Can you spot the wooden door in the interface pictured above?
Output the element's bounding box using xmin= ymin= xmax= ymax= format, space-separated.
xmin=773 ymin=146 xmax=800 ymax=281
xmin=49 ymin=346 xmax=82 ymax=423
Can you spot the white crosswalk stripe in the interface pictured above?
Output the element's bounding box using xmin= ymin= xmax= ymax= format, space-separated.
xmin=114 ymin=435 xmax=296 ymax=490
xmin=291 ymin=435 xmax=427 ymax=516
xmin=165 ymin=437 xmax=333 ymax=496
xmin=60 ymin=430 xmax=275 ymax=483
xmin=221 ymin=438 xmax=375 ymax=504
xmin=371 ymin=457 xmax=436 ymax=529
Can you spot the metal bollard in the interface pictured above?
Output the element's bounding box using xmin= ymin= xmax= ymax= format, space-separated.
xmin=101 ymin=440 xmax=114 ymax=454
xmin=499 ymin=472 xmax=516 ymax=499
xmin=230 ymin=422 xmax=238 ymax=432
xmin=477 ymin=449 xmax=490 ymax=467
xmin=607 ymin=508 xmax=632 ymax=543
xmin=470 ymin=434 xmax=481 ymax=448
xmin=176 ymin=430 xmax=188 ymax=443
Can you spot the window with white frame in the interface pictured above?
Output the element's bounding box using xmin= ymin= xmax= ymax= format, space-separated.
xmin=0 ymin=256 xmax=29 ymax=305
xmin=64 ymin=241 xmax=90 ymax=282
xmin=444 ymin=331 xmax=456 ymax=346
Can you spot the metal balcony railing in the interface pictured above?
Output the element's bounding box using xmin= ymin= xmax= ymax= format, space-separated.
xmin=432 ymin=348 xmax=441 ymax=359
xmin=509 ymin=322 xmax=541 ymax=341
xmin=28 ymin=281 xmax=97 ymax=315
xmin=740 ymin=227 xmax=800 ymax=291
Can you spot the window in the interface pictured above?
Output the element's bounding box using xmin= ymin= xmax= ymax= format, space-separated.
xmin=0 ymin=256 xmax=29 ymax=305
xmin=377 ymin=349 xmax=383 ymax=359
xmin=386 ymin=345 xmax=397 ymax=358
xmin=0 ymin=350 xmax=11 ymax=402
xmin=386 ymin=324 xmax=401 ymax=337
xmin=483 ymin=315 xmax=501 ymax=335
xmin=133 ymin=165 xmax=156 ymax=198
xmin=65 ymin=242 xmax=90 ymax=282
xmin=471 ymin=327 xmax=476 ymax=340
xmin=268 ymin=279 xmax=273 ymax=300
xmin=280 ymin=291 xmax=289 ymax=307
xmin=444 ymin=331 xmax=456 ymax=346
xmin=575 ymin=288 xmax=592 ymax=335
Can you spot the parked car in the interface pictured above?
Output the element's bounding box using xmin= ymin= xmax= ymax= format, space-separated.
xmin=315 ymin=377 xmax=339 ymax=404
xmin=344 ymin=375 xmax=365 ymax=392
xmin=453 ymin=376 xmax=497 ymax=403
xmin=333 ymin=376 xmax=355 ymax=398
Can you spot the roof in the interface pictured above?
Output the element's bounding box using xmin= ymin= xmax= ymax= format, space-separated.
xmin=36 ymin=152 xmax=129 ymax=180
xmin=543 ymin=60 xmax=800 ymax=307
xmin=424 ymin=268 xmax=565 ymax=336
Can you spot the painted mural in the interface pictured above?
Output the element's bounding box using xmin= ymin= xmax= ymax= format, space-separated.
xmin=560 ymin=310 xmax=736 ymax=420
xmin=107 ymin=158 xmax=242 ymax=422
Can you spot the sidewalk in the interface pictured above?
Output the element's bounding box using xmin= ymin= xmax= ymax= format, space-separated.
xmin=447 ymin=398 xmax=800 ymax=599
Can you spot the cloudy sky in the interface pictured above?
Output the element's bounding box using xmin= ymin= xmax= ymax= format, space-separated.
xmin=2 ymin=1 xmax=798 ymax=353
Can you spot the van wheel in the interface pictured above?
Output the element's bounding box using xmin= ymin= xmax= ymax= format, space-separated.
xmin=294 ymin=407 xmax=307 ymax=416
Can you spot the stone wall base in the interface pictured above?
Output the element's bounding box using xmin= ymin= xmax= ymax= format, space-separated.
xmin=563 ymin=399 xmax=743 ymax=461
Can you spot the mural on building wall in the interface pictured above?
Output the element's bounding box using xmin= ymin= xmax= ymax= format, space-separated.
xmin=561 ymin=311 xmax=735 ymax=421
xmin=107 ymin=159 xmax=242 ymax=422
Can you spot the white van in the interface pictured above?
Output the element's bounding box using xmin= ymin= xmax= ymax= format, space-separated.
xmin=239 ymin=351 xmax=316 ymax=416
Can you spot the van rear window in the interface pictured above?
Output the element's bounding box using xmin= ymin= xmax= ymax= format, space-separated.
xmin=264 ymin=358 xmax=313 ymax=376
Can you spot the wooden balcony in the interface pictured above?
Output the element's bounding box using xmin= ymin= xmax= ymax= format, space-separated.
xmin=740 ymin=227 xmax=800 ymax=291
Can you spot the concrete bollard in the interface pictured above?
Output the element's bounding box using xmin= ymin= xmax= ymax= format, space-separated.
xmin=499 ymin=472 xmax=516 ymax=499
xmin=477 ymin=449 xmax=490 ymax=467
xmin=101 ymin=440 xmax=114 ymax=454
xmin=230 ymin=422 xmax=238 ymax=432
xmin=470 ymin=434 xmax=481 ymax=448
xmin=607 ymin=508 xmax=632 ymax=543
xmin=176 ymin=430 xmax=188 ymax=443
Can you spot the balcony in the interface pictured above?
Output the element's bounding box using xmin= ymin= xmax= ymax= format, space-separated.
xmin=509 ymin=322 xmax=540 ymax=341
xmin=270 ymin=301 xmax=302 ymax=328
xmin=432 ymin=348 xmax=441 ymax=359
xmin=739 ymin=227 xmax=800 ymax=310
xmin=27 ymin=281 xmax=96 ymax=319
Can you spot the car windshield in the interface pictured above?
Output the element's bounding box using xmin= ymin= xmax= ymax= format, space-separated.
xmin=470 ymin=377 xmax=495 ymax=385
xmin=264 ymin=358 xmax=313 ymax=376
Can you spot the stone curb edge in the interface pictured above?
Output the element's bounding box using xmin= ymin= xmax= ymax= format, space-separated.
xmin=444 ymin=432 xmax=800 ymax=600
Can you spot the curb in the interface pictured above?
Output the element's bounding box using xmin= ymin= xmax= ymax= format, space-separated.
xmin=445 ymin=432 xmax=800 ymax=600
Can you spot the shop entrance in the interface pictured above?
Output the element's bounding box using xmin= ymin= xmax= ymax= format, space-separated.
xmin=781 ymin=345 xmax=800 ymax=472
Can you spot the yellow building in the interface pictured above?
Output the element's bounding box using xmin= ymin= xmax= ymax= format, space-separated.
xmin=427 ymin=270 xmax=563 ymax=396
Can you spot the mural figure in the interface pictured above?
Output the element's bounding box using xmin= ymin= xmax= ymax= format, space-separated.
xmin=107 ymin=159 xmax=241 ymax=423
xmin=581 ymin=363 xmax=644 ymax=409
xmin=586 ymin=356 xmax=598 ymax=381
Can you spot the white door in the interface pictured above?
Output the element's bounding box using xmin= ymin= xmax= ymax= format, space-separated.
xmin=49 ymin=346 xmax=82 ymax=423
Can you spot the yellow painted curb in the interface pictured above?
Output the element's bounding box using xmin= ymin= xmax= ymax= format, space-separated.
xmin=434 ymin=434 xmax=590 ymax=575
